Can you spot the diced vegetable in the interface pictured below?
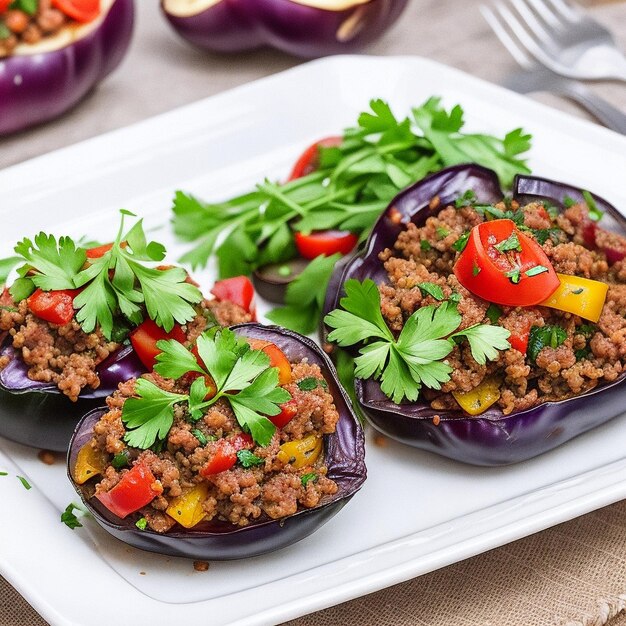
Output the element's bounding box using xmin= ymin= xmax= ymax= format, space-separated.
xmin=294 ymin=230 xmax=358 ymax=260
xmin=540 ymin=273 xmax=608 ymax=322
xmin=247 ymin=339 xmax=292 ymax=385
xmin=452 ymin=378 xmax=501 ymax=416
xmin=27 ymin=288 xmax=80 ymax=326
xmin=199 ymin=434 xmax=253 ymax=476
xmin=73 ymin=443 xmax=108 ymax=485
xmin=52 ymin=0 xmax=100 ymax=22
xmin=210 ymin=276 xmax=256 ymax=319
xmin=270 ymin=399 xmax=298 ymax=429
xmin=130 ymin=319 xmax=187 ymax=370
xmin=277 ymin=435 xmax=322 ymax=469
xmin=166 ymin=483 xmax=209 ymax=528
xmin=95 ymin=464 xmax=162 ymax=519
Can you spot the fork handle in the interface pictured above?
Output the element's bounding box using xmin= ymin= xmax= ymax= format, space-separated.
xmin=553 ymin=80 xmax=626 ymax=135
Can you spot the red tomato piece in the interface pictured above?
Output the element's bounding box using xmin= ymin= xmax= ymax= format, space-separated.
xmin=27 ymin=288 xmax=80 ymax=325
xmin=199 ymin=434 xmax=253 ymax=476
xmin=287 ymin=136 xmax=342 ymax=181
xmin=95 ymin=464 xmax=162 ymax=519
xmin=86 ymin=242 xmax=114 ymax=259
xmin=270 ymin=399 xmax=298 ymax=429
xmin=130 ymin=319 xmax=186 ymax=371
xmin=453 ymin=219 xmax=560 ymax=307
xmin=247 ymin=339 xmax=292 ymax=385
xmin=294 ymin=230 xmax=358 ymax=260
xmin=509 ymin=324 xmax=530 ymax=354
xmin=51 ymin=0 xmax=100 ymax=23
xmin=0 ymin=0 xmax=11 ymax=13
xmin=210 ymin=276 xmax=256 ymax=320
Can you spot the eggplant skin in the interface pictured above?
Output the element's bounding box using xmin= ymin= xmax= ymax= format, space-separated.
xmin=161 ymin=0 xmax=408 ymax=58
xmin=68 ymin=323 xmax=366 ymax=560
xmin=0 ymin=0 xmax=134 ymax=136
xmin=323 ymin=164 xmax=626 ymax=466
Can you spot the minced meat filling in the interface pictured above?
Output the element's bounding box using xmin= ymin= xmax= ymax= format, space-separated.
xmin=0 ymin=296 xmax=251 ymax=401
xmin=379 ymin=200 xmax=626 ymax=415
xmin=86 ymin=361 xmax=339 ymax=531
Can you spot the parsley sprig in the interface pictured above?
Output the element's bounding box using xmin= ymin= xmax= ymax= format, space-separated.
xmin=324 ymin=279 xmax=511 ymax=403
xmin=10 ymin=211 xmax=202 ymax=340
xmin=121 ymin=329 xmax=291 ymax=449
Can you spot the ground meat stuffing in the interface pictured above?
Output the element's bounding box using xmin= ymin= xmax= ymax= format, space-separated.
xmin=78 ymin=355 xmax=340 ymax=533
xmin=377 ymin=198 xmax=626 ymax=415
xmin=0 ymin=295 xmax=251 ymax=401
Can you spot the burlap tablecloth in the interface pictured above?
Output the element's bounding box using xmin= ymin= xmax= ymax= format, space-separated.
xmin=1 ymin=1 xmax=625 ymax=624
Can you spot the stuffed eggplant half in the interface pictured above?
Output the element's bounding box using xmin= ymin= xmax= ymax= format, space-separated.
xmin=323 ymin=164 xmax=626 ymax=465
xmin=0 ymin=212 xmax=255 ymax=450
xmin=68 ymin=323 xmax=366 ymax=560
xmin=0 ymin=0 xmax=134 ymax=135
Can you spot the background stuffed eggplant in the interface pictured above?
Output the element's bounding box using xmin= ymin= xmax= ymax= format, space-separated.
xmin=68 ymin=323 xmax=366 ymax=560
xmin=323 ymin=164 xmax=626 ymax=466
xmin=0 ymin=0 xmax=134 ymax=135
xmin=161 ymin=0 xmax=408 ymax=58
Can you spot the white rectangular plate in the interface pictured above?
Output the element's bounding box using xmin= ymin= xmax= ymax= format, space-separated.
xmin=2 ymin=55 xmax=626 ymax=626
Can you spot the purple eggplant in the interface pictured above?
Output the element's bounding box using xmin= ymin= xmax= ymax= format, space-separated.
xmin=68 ymin=322 xmax=366 ymax=560
xmin=0 ymin=338 xmax=145 ymax=450
xmin=161 ymin=0 xmax=408 ymax=58
xmin=0 ymin=0 xmax=134 ymax=136
xmin=323 ymin=164 xmax=626 ymax=466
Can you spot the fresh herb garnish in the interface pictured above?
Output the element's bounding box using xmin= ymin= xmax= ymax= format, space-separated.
xmin=420 ymin=240 xmax=432 ymax=252
xmin=135 ymin=517 xmax=148 ymax=531
xmin=324 ymin=279 xmax=510 ymax=403
xmin=301 ymin=473 xmax=318 ymax=487
xmin=297 ymin=377 xmax=328 ymax=392
xmin=531 ymin=228 xmax=561 ymax=245
xmin=266 ymin=253 xmax=340 ymax=335
xmin=472 ymin=262 xmax=481 ymax=277
xmin=111 ymin=451 xmax=130 ymax=470
xmin=571 ymin=287 xmax=584 ymax=295
xmin=10 ymin=212 xmax=202 ymax=340
xmin=9 ymin=0 xmax=38 ymax=15
xmin=122 ymin=329 xmax=290 ymax=449
xmin=582 ymin=190 xmax=603 ymax=221
xmin=436 ymin=226 xmax=449 ymax=239
xmin=192 ymin=429 xmax=208 ymax=446
xmin=527 ymin=325 xmax=567 ymax=363
xmin=451 ymin=231 xmax=470 ymax=252
xmin=455 ymin=190 xmax=477 ymax=208
xmin=525 ymin=265 xmax=548 ymax=277
xmin=17 ymin=476 xmax=31 ymax=490
xmin=495 ymin=231 xmax=522 ymax=253
xmin=418 ymin=282 xmax=445 ymax=301
xmin=237 ymin=450 xmax=265 ymax=468
xmin=575 ymin=347 xmax=591 ymax=361
xmin=577 ymin=324 xmax=596 ymax=337
xmin=0 ymin=256 xmax=20 ymax=286
xmin=505 ymin=268 xmax=521 ymax=284
xmin=563 ymin=196 xmax=576 ymax=208
xmin=0 ymin=471 xmax=8 ymax=476
xmin=486 ymin=303 xmax=503 ymax=324
xmin=61 ymin=503 xmax=84 ymax=529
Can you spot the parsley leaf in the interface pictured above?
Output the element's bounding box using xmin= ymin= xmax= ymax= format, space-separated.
xmin=237 ymin=450 xmax=265 ymax=468
xmin=417 ymin=282 xmax=445 ymax=301
xmin=297 ymin=377 xmax=328 ymax=391
xmin=495 ymin=231 xmax=522 ymax=253
xmin=325 ymin=279 xmax=509 ymax=403
xmin=301 ymin=473 xmax=318 ymax=487
xmin=61 ymin=503 xmax=84 ymax=530
xmin=527 ymin=325 xmax=568 ymax=363
xmin=582 ymin=190 xmax=603 ymax=221
xmin=525 ymin=265 xmax=548 ymax=277
xmin=452 ymin=231 xmax=470 ymax=252
xmin=486 ymin=303 xmax=502 ymax=324
xmin=0 ymin=256 xmax=20 ymax=286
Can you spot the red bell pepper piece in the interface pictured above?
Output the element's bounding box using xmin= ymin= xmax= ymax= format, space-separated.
xmin=270 ymin=399 xmax=298 ymax=428
xmin=210 ymin=276 xmax=256 ymax=320
xmin=130 ymin=318 xmax=186 ymax=370
xmin=27 ymin=288 xmax=80 ymax=325
xmin=199 ymin=433 xmax=253 ymax=476
xmin=95 ymin=463 xmax=162 ymax=519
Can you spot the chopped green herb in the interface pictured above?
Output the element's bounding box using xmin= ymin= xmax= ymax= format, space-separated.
xmin=527 ymin=325 xmax=567 ymax=363
xmin=237 ymin=450 xmax=265 ymax=468
xmin=135 ymin=517 xmax=148 ymax=531
xmin=324 ymin=279 xmax=510 ymax=403
xmin=192 ymin=429 xmax=208 ymax=446
xmin=505 ymin=268 xmax=521 ymax=284
xmin=563 ymin=196 xmax=576 ymax=208
xmin=531 ymin=228 xmax=561 ymax=245
xmin=472 ymin=262 xmax=481 ymax=277
xmin=9 ymin=0 xmax=38 ymax=15
xmin=297 ymin=377 xmax=328 ymax=392
xmin=0 ymin=256 xmax=20 ymax=285
xmin=18 ymin=476 xmax=31 ymax=490
xmin=417 ymin=282 xmax=445 ymax=301
xmin=577 ymin=324 xmax=596 ymax=337
xmin=436 ymin=226 xmax=449 ymax=239
xmin=111 ymin=451 xmax=130 ymax=470
xmin=451 ymin=231 xmax=470 ymax=253
xmin=571 ymin=287 xmax=584 ymax=295
xmin=575 ymin=347 xmax=591 ymax=361
xmin=525 ymin=265 xmax=548 ymax=277
xmin=61 ymin=503 xmax=83 ymax=530
xmin=0 ymin=471 xmax=8 ymax=476
xmin=582 ymin=190 xmax=603 ymax=221
xmin=455 ymin=190 xmax=477 ymax=208
xmin=301 ymin=473 xmax=318 ymax=487
xmin=495 ymin=231 xmax=522 ymax=253
xmin=486 ymin=303 xmax=503 ymax=324
xmin=420 ymin=240 xmax=432 ymax=252
xmin=449 ymin=292 xmax=462 ymax=303
xmin=0 ymin=23 xmax=11 ymax=40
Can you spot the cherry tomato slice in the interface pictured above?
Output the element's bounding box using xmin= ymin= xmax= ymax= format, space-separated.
xmin=247 ymin=339 xmax=292 ymax=385
xmin=270 ymin=399 xmax=298 ymax=428
xmin=199 ymin=434 xmax=253 ymax=476
xmin=130 ymin=319 xmax=186 ymax=371
xmin=454 ymin=219 xmax=559 ymax=307
xmin=95 ymin=464 xmax=162 ymax=519
xmin=51 ymin=0 xmax=100 ymax=23
xmin=210 ymin=276 xmax=256 ymax=320
xmin=295 ymin=230 xmax=358 ymax=260
xmin=287 ymin=136 xmax=342 ymax=181
xmin=27 ymin=288 xmax=80 ymax=325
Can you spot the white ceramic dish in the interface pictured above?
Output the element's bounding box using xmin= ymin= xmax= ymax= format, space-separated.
xmin=1 ymin=56 xmax=626 ymax=626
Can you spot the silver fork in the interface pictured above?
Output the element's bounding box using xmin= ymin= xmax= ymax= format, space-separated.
xmin=485 ymin=0 xmax=626 ymax=81
xmin=481 ymin=3 xmax=626 ymax=134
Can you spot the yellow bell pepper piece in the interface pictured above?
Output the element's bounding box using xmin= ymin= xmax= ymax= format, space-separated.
xmin=452 ymin=378 xmax=501 ymax=416
xmin=276 ymin=435 xmax=323 ymax=469
xmin=166 ymin=483 xmax=209 ymax=529
xmin=540 ymin=273 xmax=608 ymax=322
xmin=73 ymin=443 xmax=108 ymax=485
